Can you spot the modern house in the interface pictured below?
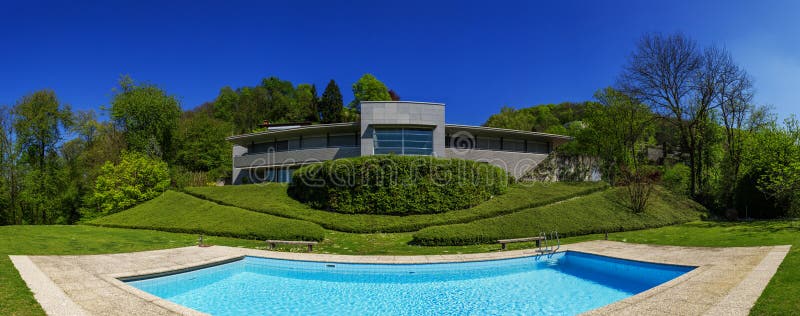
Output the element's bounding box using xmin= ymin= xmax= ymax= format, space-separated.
xmin=226 ymin=101 xmax=571 ymax=184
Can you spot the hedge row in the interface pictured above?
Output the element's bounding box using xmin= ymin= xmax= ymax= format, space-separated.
xmin=89 ymin=191 xmax=325 ymax=241
xmin=184 ymin=182 xmax=608 ymax=233
xmin=288 ymin=156 xmax=510 ymax=215
xmin=411 ymin=186 xmax=705 ymax=246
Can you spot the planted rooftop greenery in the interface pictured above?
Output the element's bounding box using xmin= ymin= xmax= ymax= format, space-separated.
xmin=288 ymin=156 xmax=510 ymax=215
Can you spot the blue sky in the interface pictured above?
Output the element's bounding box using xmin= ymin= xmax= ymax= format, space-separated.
xmin=1 ymin=0 xmax=797 ymax=125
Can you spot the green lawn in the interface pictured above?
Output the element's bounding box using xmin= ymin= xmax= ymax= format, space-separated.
xmin=602 ymin=221 xmax=799 ymax=316
xmin=0 ymin=225 xmax=264 ymax=316
xmin=184 ymin=182 xmax=607 ymax=233
xmin=89 ymin=191 xmax=326 ymax=241
xmin=1 ymin=221 xmax=798 ymax=315
xmin=412 ymin=186 xmax=705 ymax=245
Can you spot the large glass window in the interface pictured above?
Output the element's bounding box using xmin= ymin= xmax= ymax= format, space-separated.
xmin=374 ymin=128 xmax=433 ymax=155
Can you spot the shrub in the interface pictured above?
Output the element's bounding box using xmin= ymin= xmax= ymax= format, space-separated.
xmin=662 ymin=163 xmax=690 ymax=196
xmin=618 ymin=165 xmax=661 ymax=213
xmin=87 ymin=151 xmax=170 ymax=216
xmin=289 ymin=156 xmax=509 ymax=215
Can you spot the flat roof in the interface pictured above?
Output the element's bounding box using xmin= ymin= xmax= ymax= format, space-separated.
xmin=445 ymin=124 xmax=573 ymax=141
xmin=226 ymin=122 xmax=359 ymax=143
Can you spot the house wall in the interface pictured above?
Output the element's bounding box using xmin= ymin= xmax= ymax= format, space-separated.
xmin=231 ymin=147 xmax=360 ymax=184
xmin=359 ymin=102 xmax=446 ymax=157
xmin=445 ymin=148 xmax=548 ymax=179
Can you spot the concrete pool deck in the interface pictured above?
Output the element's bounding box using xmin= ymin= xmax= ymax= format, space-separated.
xmin=9 ymin=240 xmax=790 ymax=316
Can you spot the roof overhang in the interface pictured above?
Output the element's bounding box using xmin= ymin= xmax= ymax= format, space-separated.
xmin=445 ymin=124 xmax=573 ymax=145
xmin=225 ymin=122 xmax=359 ymax=144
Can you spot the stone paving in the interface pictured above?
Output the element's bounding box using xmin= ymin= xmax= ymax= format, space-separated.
xmin=9 ymin=240 xmax=790 ymax=316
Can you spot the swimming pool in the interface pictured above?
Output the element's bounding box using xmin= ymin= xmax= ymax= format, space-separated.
xmin=126 ymin=251 xmax=693 ymax=315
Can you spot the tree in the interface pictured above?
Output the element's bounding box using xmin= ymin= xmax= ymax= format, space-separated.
xmin=175 ymin=111 xmax=233 ymax=175
xmin=294 ymin=84 xmax=319 ymax=122
xmin=0 ymin=106 xmax=22 ymax=225
xmin=619 ymin=33 xmax=736 ymax=198
xmin=260 ymin=77 xmax=296 ymax=122
xmin=484 ymin=106 xmax=536 ymax=131
xmin=319 ymin=80 xmax=344 ymax=123
xmin=13 ymin=90 xmax=73 ymax=170
xmin=388 ymin=89 xmax=401 ymax=101
xmin=88 ymin=151 xmax=170 ymax=216
xmin=110 ymin=76 xmax=181 ymax=161
xmin=575 ymin=89 xmax=654 ymax=184
xmin=213 ymin=86 xmax=238 ymax=123
xmin=350 ymin=73 xmax=391 ymax=111
xmin=13 ymin=90 xmax=73 ymax=224
xmin=745 ymin=117 xmax=800 ymax=217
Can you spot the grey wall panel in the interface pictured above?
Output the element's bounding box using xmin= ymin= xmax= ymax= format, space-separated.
xmin=233 ymin=147 xmax=361 ymax=168
xmin=444 ymin=148 xmax=547 ymax=179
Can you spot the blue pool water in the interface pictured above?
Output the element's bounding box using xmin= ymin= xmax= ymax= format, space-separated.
xmin=127 ymin=251 xmax=693 ymax=315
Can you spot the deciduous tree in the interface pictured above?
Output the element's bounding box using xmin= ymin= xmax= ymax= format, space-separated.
xmin=110 ymin=76 xmax=181 ymax=161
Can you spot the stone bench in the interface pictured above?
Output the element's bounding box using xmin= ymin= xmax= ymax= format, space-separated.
xmin=266 ymin=240 xmax=319 ymax=252
xmin=497 ymin=236 xmax=545 ymax=250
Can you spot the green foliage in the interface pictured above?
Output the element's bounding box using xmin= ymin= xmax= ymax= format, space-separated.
xmin=350 ymin=73 xmax=391 ymax=110
xmin=185 ymin=182 xmax=606 ymax=233
xmin=175 ymin=112 xmax=232 ymax=174
xmin=110 ymin=76 xmax=181 ymax=160
xmin=319 ymin=79 xmax=344 ymax=123
xmin=213 ymin=86 xmax=238 ymax=123
xmin=87 ymin=151 xmax=170 ymax=216
xmin=411 ymin=186 xmax=705 ymax=246
xmin=13 ymin=90 xmax=73 ymax=169
xmin=294 ymin=83 xmax=319 ymax=122
xmin=483 ymin=102 xmax=593 ymax=133
xmin=9 ymin=90 xmax=75 ymax=225
xmin=90 ymin=190 xmax=325 ymax=241
xmin=743 ymin=117 xmax=800 ymax=217
xmin=289 ymin=156 xmax=509 ymax=215
xmin=662 ymin=163 xmax=691 ymax=196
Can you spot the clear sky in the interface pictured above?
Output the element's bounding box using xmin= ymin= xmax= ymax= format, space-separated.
xmin=1 ymin=0 xmax=798 ymax=125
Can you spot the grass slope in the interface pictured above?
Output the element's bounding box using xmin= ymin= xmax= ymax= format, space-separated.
xmin=90 ymin=191 xmax=325 ymax=241
xmin=412 ymin=186 xmax=705 ymax=245
xmin=184 ymin=182 xmax=607 ymax=233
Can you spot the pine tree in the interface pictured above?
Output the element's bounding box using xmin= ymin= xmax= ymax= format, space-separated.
xmin=319 ymin=80 xmax=344 ymax=123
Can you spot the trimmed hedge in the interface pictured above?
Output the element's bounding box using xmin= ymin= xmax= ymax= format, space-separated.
xmin=288 ymin=155 xmax=509 ymax=215
xmin=184 ymin=182 xmax=608 ymax=233
xmin=89 ymin=191 xmax=325 ymax=241
xmin=411 ymin=186 xmax=706 ymax=246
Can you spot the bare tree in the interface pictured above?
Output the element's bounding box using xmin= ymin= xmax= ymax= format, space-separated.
xmin=619 ymin=33 xmax=736 ymax=198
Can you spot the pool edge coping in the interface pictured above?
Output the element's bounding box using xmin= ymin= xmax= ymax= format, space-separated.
xmin=13 ymin=241 xmax=792 ymax=315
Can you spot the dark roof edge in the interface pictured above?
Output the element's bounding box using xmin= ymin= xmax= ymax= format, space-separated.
xmin=225 ymin=122 xmax=359 ymax=141
xmin=445 ymin=124 xmax=574 ymax=140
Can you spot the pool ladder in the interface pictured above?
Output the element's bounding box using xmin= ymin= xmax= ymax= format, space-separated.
xmin=537 ymin=231 xmax=560 ymax=254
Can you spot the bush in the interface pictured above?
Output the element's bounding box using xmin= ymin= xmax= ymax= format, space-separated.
xmin=87 ymin=151 xmax=170 ymax=216
xmin=289 ymin=156 xmax=509 ymax=215
xmin=662 ymin=163 xmax=690 ymax=196
xmin=185 ymin=182 xmax=608 ymax=233
xmin=90 ymin=191 xmax=324 ymax=241
xmin=411 ymin=186 xmax=705 ymax=246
